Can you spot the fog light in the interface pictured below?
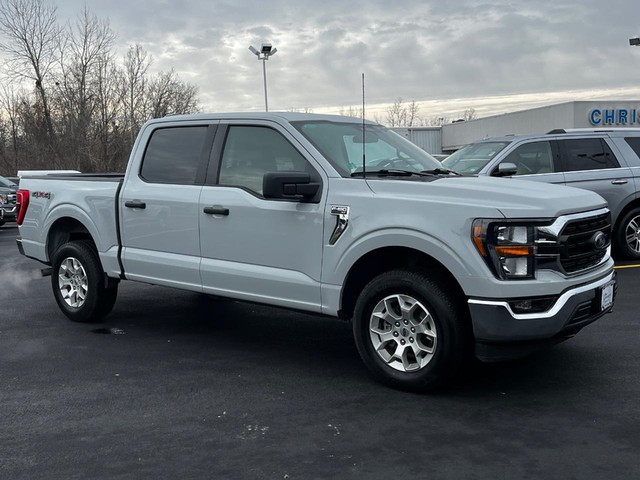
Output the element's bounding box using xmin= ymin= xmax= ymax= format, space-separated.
xmin=508 ymin=296 xmax=556 ymax=314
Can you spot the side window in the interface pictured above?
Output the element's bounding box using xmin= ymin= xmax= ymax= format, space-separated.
xmin=218 ymin=126 xmax=310 ymax=195
xmin=625 ymin=137 xmax=640 ymax=159
xmin=560 ymin=138 xmax=620 ymax=172
xmin=140 ymin=126 xmax=208 ymax=184
xmin=498 ymin=141 xmax=555 ymax=175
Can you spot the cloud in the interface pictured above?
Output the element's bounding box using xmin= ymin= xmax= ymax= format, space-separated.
xmin=51 ymin=0 xmax=640 ymax=118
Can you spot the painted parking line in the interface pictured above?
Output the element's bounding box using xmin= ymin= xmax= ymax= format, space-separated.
xmin=614 ymin=264 xmax=640 ymax=270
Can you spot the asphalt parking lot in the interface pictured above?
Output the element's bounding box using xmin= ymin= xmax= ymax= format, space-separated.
xmin=1 ymin=223 xmax=639 ymax=479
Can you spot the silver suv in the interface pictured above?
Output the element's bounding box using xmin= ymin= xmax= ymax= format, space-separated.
xmin=442 ymin=128 xmax=640 ymax=259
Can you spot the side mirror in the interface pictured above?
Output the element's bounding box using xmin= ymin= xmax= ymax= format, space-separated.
xmin=493 ymin=162 xmax=518 ymax=177
xmin=263 ymin=172 xmax=321 ymax=202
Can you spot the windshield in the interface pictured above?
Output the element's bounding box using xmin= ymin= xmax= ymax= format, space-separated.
xmin=442 ymin=141 xmax=511 ymax=174
xmin=291 ymin=120 xmax=441 ymax=177
xmin=0 ymin=175 xmax=17 ymax=188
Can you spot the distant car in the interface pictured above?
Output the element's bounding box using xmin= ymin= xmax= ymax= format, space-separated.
xmin=0 ymin=175 xmax=18 ymax=227
xmin=442 ymin=128 xmax=640 ymax=259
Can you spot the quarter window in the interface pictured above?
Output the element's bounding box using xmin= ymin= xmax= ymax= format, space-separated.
xmin=219 ymin=126 xmax=310 ymax=195
xmin=141 ymin=126 xmax=208 ymax=184
xmin=560 ymin=138 xmax=619 ymax=171
xmin=624 ymin=137 xmax=640 ymax=159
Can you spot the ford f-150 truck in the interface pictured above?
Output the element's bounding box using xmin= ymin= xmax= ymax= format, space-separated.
xmin=15 ymin=113 xmax=616 ymax=391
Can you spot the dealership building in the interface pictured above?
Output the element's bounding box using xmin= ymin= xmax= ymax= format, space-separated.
xmin=392 ymin=100 xmax=640 ymax=154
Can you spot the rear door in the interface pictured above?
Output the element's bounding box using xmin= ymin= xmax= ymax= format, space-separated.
xmin=120 ymin=122 xmax=217 ymax=290
xmin=198 ymin=121 xmax=326 ymax=312
xmin=558 ymin=137 xmax=634 ymax=222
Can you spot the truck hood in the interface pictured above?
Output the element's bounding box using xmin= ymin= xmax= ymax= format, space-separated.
xmin=365 ymin=175 xmax=607 ymax=218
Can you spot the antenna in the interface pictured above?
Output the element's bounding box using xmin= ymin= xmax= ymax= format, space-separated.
xmin=362 ymin=73 xmax=366 ymax=178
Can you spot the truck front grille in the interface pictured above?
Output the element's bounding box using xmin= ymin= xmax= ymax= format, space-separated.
xmin=559 ymin=213 xmax=610 ymax=274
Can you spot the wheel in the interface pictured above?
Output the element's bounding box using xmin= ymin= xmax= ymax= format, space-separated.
xmin=615 ymin=207 xmax=640 ymax=259
xmin=51 ymin=240 xmax=118 ymax=322
xmin=352 ymin=269 xmax=468 ymax=392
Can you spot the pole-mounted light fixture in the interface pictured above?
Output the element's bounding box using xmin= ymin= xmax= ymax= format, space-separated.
xmin=249 ymin=43 xmax=277 ymax=112
xmin=630 ymin=37 xmax=640 ymax=46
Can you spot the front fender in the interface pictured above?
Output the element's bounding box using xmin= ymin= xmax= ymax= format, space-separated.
xmin=324 ymin=227 xmax=484 ymax=291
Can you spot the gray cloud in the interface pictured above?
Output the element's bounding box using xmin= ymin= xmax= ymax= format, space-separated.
xmin=52 ymin=0 xmax=640 ymax=117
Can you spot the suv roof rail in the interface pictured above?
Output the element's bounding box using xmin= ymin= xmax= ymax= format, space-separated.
xmin=547 ymin=127 xmax=640 ymax=135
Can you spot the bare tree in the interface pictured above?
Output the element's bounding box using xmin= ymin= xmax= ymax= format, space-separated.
xmin=0 ymin=0 xmax=61 ymax=151
xmin=121 ymin=43 xmax=150 ymax=144
xmin=427 ymin=115 xmax=450 ymax=126
xmin=463 ymin=108 xmax=477 ymax=121
xmin=0 ymin=84 xmax=25 ymax=173
xmin=55 ymin=6 xmax=116 ymax=170
xmin=338 ymin=105 xmax=363 ymax=118
xmin=146 ymin=69 xmax=199 ymax=119
xmin=386 ymin=97 xmax=405 ymax=127
xmin=385 ymin=98 xmax=420 ymax=127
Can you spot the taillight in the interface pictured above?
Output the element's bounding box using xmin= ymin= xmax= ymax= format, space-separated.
xmin=16 ymin=189 xmax=30 ymax=225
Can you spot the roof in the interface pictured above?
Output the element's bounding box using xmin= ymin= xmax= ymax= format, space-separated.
xmin=149 ymin=111 xmax=376 ymax=125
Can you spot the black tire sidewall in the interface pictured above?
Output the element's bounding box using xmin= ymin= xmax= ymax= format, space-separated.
xmin=51 ymin=241 xmax=106 ymax=322
xmin=353 ymin=269 xmax=466 ymax=392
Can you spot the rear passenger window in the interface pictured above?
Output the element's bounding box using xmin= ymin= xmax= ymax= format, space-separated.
xmin=560 ymin=138 xmax=619 ymax=172
xmin=624 ymin=137 xmax=640 ymax=159
xmin=141 ymin=126 xmax=208 ymax=184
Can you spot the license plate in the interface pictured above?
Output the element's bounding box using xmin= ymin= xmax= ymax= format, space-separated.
xmin=600 ymin=281 xmax=614 ymax=311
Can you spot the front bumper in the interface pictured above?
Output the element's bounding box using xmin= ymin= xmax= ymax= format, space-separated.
xmin=469 ymin=270 xmax=616 ymax=361
xmin=0 ymin=204 xmax=17 ymax=221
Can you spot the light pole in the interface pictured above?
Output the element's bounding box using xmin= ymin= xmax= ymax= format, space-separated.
xmin=249 ymin=43 xmax=277 ymax=112
xmin=630 ymin=36 xmax=640 ymax=46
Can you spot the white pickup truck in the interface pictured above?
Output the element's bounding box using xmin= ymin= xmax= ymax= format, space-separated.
xmin=16 ymin=113 xmax=616 ymax=391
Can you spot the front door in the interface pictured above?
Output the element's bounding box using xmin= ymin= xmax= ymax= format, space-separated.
xmin=199 ymin=122 xmax=326 ymax=312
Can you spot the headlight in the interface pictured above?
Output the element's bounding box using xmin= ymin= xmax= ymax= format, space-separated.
xmin=472 ymin=220 xmax=536 ymax=280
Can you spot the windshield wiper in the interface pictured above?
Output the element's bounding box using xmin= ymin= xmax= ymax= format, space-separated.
xmin=420 ymin=168 xmax=461 ymax=176
xmin=350 ymin=169 xmax=434 ymax=177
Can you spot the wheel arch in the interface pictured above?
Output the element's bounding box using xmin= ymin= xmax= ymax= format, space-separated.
xmin=614 ymin=198 xmax=640 ymax=229
xmin=338 ymin=246 xmax=468 ymax=321
xmin=46 ymin=216 xmax=97 ymax=264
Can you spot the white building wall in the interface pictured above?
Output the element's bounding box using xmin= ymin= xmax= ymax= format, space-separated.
xmin=391 ymin=127 xmax=442 ymax=153
xmin=441 ymin=102 xmax=576 ymax=151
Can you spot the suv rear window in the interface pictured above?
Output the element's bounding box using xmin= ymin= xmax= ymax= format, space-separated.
xmin=560 ymin=138 xmax=619 ymax=172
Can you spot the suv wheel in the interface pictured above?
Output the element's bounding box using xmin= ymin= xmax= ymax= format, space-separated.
xmin=616 ymin=207 xmax=640 ymax=259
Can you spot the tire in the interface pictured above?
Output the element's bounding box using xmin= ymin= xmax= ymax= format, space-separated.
xmin=352 ymin=269 xmax=469 ymax=392
xmin=615 ymin=207 xmax=640 ymax=260
xmin=51 ymin=240 xmax=118 ymax=322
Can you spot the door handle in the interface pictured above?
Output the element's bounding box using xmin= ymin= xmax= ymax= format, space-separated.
xmin=125 ymin=200 xmax=146 ymax=209
xmin=203 ymin=206 xmax=229 ymax=216
xmin=611 ymin=179 xmax=628 ymax=185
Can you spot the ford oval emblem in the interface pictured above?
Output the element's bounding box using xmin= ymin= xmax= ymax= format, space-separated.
xmin=592 ymin=231 xmax=607 ymax=250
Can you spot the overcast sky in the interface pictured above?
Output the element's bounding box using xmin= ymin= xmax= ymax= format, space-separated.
xmin=55 ymin=0 xmax=640 ymax=120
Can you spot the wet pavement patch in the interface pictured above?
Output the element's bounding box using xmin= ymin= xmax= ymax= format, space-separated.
xmin=91 ymin=327 xmax=126 ymax=335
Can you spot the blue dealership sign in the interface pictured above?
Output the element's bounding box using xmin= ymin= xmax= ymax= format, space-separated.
xmin=590 ymin=108 xmax=640 ymax=126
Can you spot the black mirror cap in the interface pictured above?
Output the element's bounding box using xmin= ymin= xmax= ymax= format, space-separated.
xmin=263 ymin=172 xmax=321 ymax=202
xmin=493 ymin=162 xmax=518 ymax=177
